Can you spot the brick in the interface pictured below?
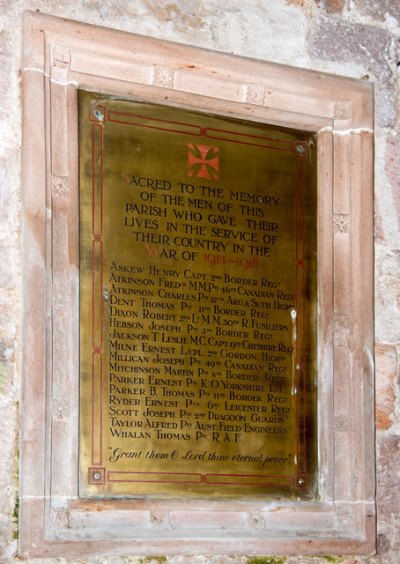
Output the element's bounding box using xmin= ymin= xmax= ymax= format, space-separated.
xmin=309 ymin=18 xmax=396 ymax=127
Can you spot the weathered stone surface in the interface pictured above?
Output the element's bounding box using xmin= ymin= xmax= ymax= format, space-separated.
xmin=377 ymin=515 xmax=400 ymax=559
xmin=327 ymin=0 xmax=345 ymax=13
xmin=377 ymin=435 xmax=400 ymax=518
xmin=309 ymin=17 xmax=396 ymax=127
xmin=0 ymin=34 xmax=12 ymax=101
xmin=381 ymin=133 xmax=400 ymax=251
xmin=0 ymin=0 xmax=13 ymax=16
xmin=353 ymin=0 xmax=400 ymax=26
xmin=146 ymin=0 xmax=206 ymax=28
xmin=375 ymin=246 xmax=400 ymax=343
xmin=0 ymin=336 xmax=17 ymax=560
xmin=375 ymin=344 xmax=397 ymax=431
xmin=377 ymin=532 xmax=391 ymax=555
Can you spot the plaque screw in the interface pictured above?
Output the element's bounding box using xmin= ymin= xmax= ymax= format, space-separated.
xmin=295 ymin=144 xmax=305 ymax=154
xmin=298 ymin=478 xmax=304 ymax=485
xmin=93 ymin=472 xmax=101 ymax=480
xmin=94 ymin=109 xmax=104 ymax=122
xmin=103 ymin=289 xmax=109 ymax=301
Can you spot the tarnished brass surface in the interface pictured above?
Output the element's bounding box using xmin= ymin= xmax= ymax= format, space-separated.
xmin=79 ymin=90 xmax=317 ymax=498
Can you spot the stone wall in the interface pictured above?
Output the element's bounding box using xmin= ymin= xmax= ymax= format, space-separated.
xmin=0 ymin=0 xmax=399 ymax=562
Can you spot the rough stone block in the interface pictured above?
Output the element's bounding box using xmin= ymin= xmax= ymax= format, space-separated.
xmin=375 ymin=343 xmax=397 ymax=431
xmin=353 ymin=0 xmax=400 ymax=25
xmin=375 ymin=246 xmax=400 ymax=343
xmin=309 ymin=17 xmax=396 ymax=127
xmin=377 ymin=435 xmax=400 ymax=518
xmin=382 ymin=133 xmax=400 ymax=251
xmin=0 ymin=33 xmax=15 ymax=140
xmin=327 ymin=0 xmax=345 ymax=13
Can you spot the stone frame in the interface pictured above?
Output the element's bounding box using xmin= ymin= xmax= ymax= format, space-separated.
xmin=20 ymin=12 xmax=375 ymax=558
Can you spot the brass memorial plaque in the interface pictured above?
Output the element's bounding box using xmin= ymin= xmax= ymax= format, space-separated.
xmin=79 ymin=90 xmax=317 ymax=497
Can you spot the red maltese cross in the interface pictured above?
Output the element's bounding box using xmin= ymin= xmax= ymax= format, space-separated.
xmin=187 ymin=144 xmax=219 ymax=180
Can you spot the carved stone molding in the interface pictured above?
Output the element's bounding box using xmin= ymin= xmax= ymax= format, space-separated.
xmin=52 ymin=398 xmax=71 ymax=420
xmin=152 ymin=66 xmax=175 ymax=88
xmin=334 ymin=213 xmax=350 ymax=233
xmin=52 ymin=175 xmax=69 ymax=202
xmin=52 ymin=44 xmax=71 ymax=69
xmin=244 ymin=84 xmax=266 ymax=105
xmin=333 ymin=100 xmax=353 ymax=121
xmin=21 ymin=12 xmax=375 ymax=558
